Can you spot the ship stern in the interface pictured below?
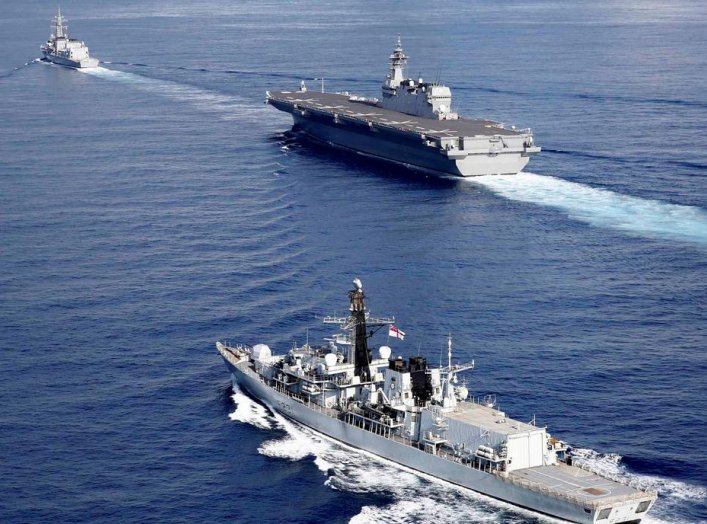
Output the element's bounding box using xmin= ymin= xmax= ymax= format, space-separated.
xmin=453 ymin=152 xmax=531 ymax=177
xmin=77 ymin=57 xmax=99 ymax=68
xmin=590 ymin=495 xmax=656 ymax=524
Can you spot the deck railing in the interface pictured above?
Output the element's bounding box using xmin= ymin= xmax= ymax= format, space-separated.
xmin=222 ymin=345 xmax=656 ymax=510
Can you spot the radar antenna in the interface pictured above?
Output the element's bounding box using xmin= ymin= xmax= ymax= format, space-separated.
xmin=383 ymin=34 xmax=408 ymax=92
xmin=52 ymin=7 xmax=68 ymax=39
xmin=349 ymin=278 xmax=372 ymax=381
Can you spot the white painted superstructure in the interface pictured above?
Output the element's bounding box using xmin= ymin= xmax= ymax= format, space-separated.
xmin=217 ymin=279 xmax=657 ymax=523
xmin=40 ymin=8 xmax=99 ymax=69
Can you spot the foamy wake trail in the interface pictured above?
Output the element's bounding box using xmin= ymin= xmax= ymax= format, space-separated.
xmin=572 ymin=448 xmax=707 ymax=523
xmin=79 ymin=66 xmax=268 ymax=121
xmin=228 ymin=384 xmax=273 ymax=429
xmin=0 ymin=58 xmax=41 ymax=79
xmin=228 ymin=392 xmax=702 ymax=522
xmin=251 ymin=412 xmax=556 ymax=523
xmin=473 ymin=172 xmax=707 ymax=246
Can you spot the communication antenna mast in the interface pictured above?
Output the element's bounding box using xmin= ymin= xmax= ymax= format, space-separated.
xmin=447 ymin=333 xmax=452 ymax=370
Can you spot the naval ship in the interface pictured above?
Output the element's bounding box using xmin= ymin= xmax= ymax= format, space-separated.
xmin=266 ymin=37 xmax=540 ymax=177
xmin=217 ymin=280 xmax=656 ymax=523
xmin=40 ymin=8 xmax=99 ymax=69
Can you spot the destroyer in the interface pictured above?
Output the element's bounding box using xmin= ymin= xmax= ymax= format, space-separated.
xmin=266 ymin=37 xmax=540 ymax=177
xmin=217 ymin=279 xmax=656 ymax=523
xmin=41 ymin=8 xmax=99 ymax=69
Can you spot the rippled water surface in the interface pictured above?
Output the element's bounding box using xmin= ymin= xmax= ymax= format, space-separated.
xmin=1 ymin=1 xmax=705 ymax=522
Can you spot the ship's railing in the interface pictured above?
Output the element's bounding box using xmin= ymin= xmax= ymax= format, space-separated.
xmin=569 ymin=459 xmax=659 ymax=500
xmin=499 ymin=473 xmax=656 ymax=509
xmin=468 ymin=394 xmax=497 ymax=408
xmin=221 ymin=342 xmax=253 ymax=354
xmin=232 ymin=354 xmax=658 ymax=508
xmin=239 ymin=360 xmax=507 ymax=471
xmin=219 ymin=344 xmax=251 ymax=367
xmin=271 ymin=365 xmax=355 ymax=388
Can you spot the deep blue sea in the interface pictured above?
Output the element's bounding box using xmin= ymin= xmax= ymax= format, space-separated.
xmin=1 ymin=1 xmax=706 ymax=522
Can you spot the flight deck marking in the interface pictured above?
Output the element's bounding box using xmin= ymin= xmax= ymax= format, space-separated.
xmin=523 ymin=469 xmax=614 ymax=496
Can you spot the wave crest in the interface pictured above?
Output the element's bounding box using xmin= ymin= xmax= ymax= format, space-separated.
xmin=572 ymin=448 xmax=706 ymax=522
xmin=473 ymin=172 xmax=707 ymax=246
xmin=227 ymin=389 xmax=704 ymax=522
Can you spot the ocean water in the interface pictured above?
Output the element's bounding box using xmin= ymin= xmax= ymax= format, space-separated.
xmin=1 ymin=1 xmax=706 ymax=522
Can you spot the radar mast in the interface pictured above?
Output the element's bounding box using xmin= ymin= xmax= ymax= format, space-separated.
xmin=52 ymin=8 xmax=68 ymax=39
xmin=383 ymin=35 xmax=408 ymax=93
xmin=349 ymin=278 xmax=373 ymax=381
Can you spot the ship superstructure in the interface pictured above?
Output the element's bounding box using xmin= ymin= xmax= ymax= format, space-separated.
xmin=266 ymin=37 xmax=540 ymax=177
xmin=41 ymin=8 xmax=99 ymax=69
xmin=217 ymin=280 xmax=656 ymax=523
xmin=380 ymin=36 xmax=457 ymax=120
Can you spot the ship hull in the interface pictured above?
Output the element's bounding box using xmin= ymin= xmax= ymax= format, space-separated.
xmin=225 ymin=359 xmax=622 ymax=524
xmin=269 ymin=100 xmax=531 ymax=177
xmin=42 ymin=51 xmax=99 ymax=69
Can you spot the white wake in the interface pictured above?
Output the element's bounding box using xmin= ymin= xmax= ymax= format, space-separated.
xmin=229 ymin=392 xmax=557 ymax=523
xmin=228 ymin=384 xmax=272 ymax=429
xmin=228 ymin=390 xmax=706 ymax=523
xmin=472 ymin=172 xmax=707 ymax=247
xmin=79 ymin=66 xmax=268 ymax=122
xmin=572 ymin=448 xmax=707 ymax=523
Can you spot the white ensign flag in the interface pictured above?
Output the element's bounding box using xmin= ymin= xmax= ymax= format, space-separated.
xmin=388 ymin=325 xmax=405 ymax=340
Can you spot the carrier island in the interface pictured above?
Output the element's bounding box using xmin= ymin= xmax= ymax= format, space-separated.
xmin=217 ymin=279 xmax=656 ymax=523
xmin=266 ymin=37 xmax=541 ymax=177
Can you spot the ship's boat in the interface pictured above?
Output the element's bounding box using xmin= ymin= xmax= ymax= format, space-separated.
xmin=40 ymin=8 xmax=99 ymax=69
xmin=266 ymin=37 xmax=541 ymax=177
xmin=217 ymin=279 xmax=656 ymax=523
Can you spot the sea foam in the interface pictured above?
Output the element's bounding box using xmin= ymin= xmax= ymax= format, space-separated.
xmin=80 ymin=66 xmax=268 ymax=122
xmin=572 ymin=448 xmax=707 ymax=523
xmin=472 ymin=172 xmax=707 ymax=247
xmin=228 ymin=390 xmax=704 ymax=522
xmin=228 ymin=384 xmax=273 ymax=429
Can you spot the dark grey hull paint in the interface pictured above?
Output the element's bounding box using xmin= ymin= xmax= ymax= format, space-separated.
xmin=269 ymin=99 xmax=530 ymax=177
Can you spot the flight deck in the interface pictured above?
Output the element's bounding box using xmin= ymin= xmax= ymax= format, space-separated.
xmin=267 ymin=90 xmax=528 ymax=140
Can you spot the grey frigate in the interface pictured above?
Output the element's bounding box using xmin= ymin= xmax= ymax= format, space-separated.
xmin=217 ymin=279 xmax=656 ymax=523
xmin=266 ymin=37 xmax=541 ymax=177
xmin=41 ymin=8 xmax=99 ymax=69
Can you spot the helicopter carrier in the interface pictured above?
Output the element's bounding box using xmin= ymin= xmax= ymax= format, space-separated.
xmin=266 ymin=37 xmax=540 ymax=177
xmin=217 ymin=279 xmax=656 ymax=523
xmin=40 ymin=8 xmax=99 ymax=69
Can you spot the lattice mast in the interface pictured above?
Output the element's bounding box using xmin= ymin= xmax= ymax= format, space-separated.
xmin=52 ymin=8 xmax=68 ymax=40
xmin=383 ymin=35 xmax=408 ymax=93
xmin=349 ymin=278 xmax=373 ymax=381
